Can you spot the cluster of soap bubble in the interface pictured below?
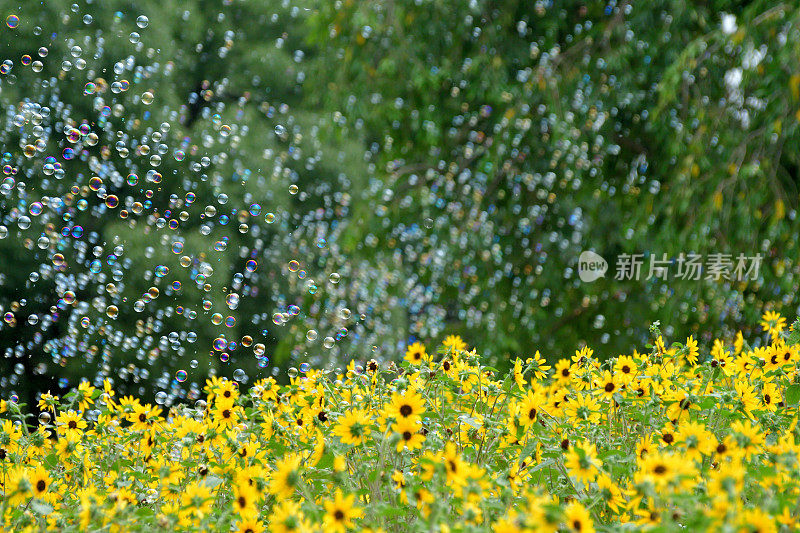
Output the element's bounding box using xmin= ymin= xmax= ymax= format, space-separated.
xmin=0 ymin=2 xmax=381 ymax=407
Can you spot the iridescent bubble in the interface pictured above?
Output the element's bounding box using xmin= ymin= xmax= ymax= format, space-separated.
xmin=175 ymin=370 xmax=187 ymax=382
xmin=29 ymin=202 xmax=43 ymax=215
xmin=213 ymin=337 xmax=227 ymax=351
xmin=226 ymin=293 xmax=239 ymax=309
xmin=299 ymin=362 xmax=311 ymax=373
xmin=288 ymin=260 xmax=300 ymax=272
xmin=306 ymin=329 xmax=318 ymax=341
xmin=6 ymin=15 xmax=19 ymax=28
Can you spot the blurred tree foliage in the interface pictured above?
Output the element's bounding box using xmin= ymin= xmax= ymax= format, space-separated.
xmin=306 ymin=0 xmax=800 ymax=361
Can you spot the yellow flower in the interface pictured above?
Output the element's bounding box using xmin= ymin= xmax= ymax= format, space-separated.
xmin=127 ymin=402 xmax=163 ymax=431
xmin=386 ymin=389 xmax=425 ymax=423
xmin=520 ymin=384 xmax=544 ymax=428
xmin=595 ymin=370 xmax=621 ymax=400
xmin=37 ymin=391 xmax=60 ymax=413
xmin=528 ymin=351 xmax=551 ymax=380
xmin=675 ymin=421 xmax=715 ymax=461
xmin=442 ymin=442 xmax=468 ymax=487
xmin=564 ymin=441 xmax=603 ymax=484
xmin=554 ymin=359 xmax=573 ymax=383
xmin=182 ymin=482 xmax=214 ymax=519
xmin=332 ymin=409 xmax=372 ymax=445
xmin=268 ymin=500 xmax=311 ymax=533
xmin=55 ymin=410 xmax=87 ymax=438
xmin=233 ymin=482 xmax=259 ymax=518
xmin=443 ymin=334 xmax=466 ymax=352
xmin=563 ymin=501 xmax=594 ymax=533
xmin=404 ymin=342 xmax=427 ymax=365
xmin=4 ymin=466 xmax=31 ymax=506
xmin=269 ymin=453 xmax=303 ymax=499
xmin=237 ymin=517 xmax=266 ymax=533
xmin=393 ymin=417 xmax=425 ymax=452
xmin=74 ymin=380 xmax=96 ymax=411
xmin=323 ymin=489 xmax=363 ymax=533
xmin=760 ymin=310 xmax=786 ymax=340
xmin=563 ymin=392 xmax=601 ymax=424
xmin=29 ymin=466 xmax=50 ymax=499
xmin=614 ymin=355 xmax=638 ymax=383
xmin=685 ymin=335 xmax=699 ymax=365
xmin=596 ymin=474 xmax=625 ymax=513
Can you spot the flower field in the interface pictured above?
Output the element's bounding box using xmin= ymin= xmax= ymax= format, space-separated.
xmin=2 ymin=315 xmax=800 ymax=532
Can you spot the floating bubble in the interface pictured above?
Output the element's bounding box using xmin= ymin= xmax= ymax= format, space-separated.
xmin=6 ymin=15 xmax=19 ymax=28
xmin=175 ymin=370 xmax=187 ymax=382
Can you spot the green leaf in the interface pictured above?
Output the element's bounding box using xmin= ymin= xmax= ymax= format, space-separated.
xmin=204 ymin=475 xmax=224 ymax=488
xmin=31 ymin=500 xmax=53 ymax=515
xmin=785 ymin=384 xmax=800 ymax=406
